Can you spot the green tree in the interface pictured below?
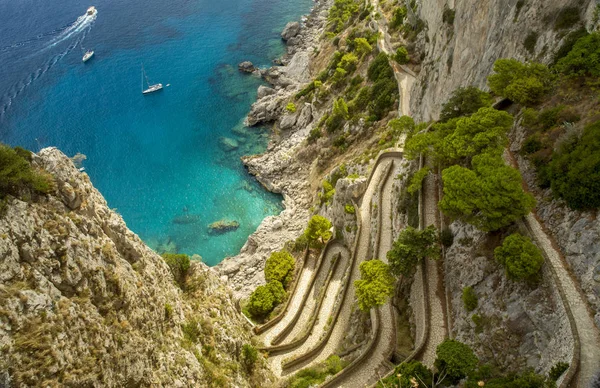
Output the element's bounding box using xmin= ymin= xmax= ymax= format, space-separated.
xmin=543 ymin=120 xmax=600 ymax=210
xmin=162 ymin=253 xmax=191 ymax=287
xmin=326 ymin=98 xmax=349 ymax=132
xmin=266 ymin=280 xmax=286 ymax=304
xmin=555 ymin=32 xmax=600 ymax=77
xmin=264 ymin=250 xmax=296 ymax=287
xmin=388 ymin=115 xmax=415 ymax=136
xmin=387 ymin=225 xmax=440 ymax=277
xmin=246 ymin=284 xmax=276 ymax=318
xmin=339 ymin=53 xmax=359 ymax=72
xmin=390 ymin=6 xmax=407 ymax=29
xmin=354 ymin=37 xmax=372 ymax=57
xmin=487 ymin=59 xmax=555 ymax=105
xmin=435 ymin=339 xmax=478 ymax=383
xmin=439 ymin=86 xmax=493 ymax=122
xmin=494 ymin=233 xmax=544 ymax=280
xmin=328 ymin=0 xmax=360 ymax=33
xmin=394 ymin=46 xmax=410 ymax=65
xmin=439 ymin=153 xmax=536 ymax=232
xmin=354 ymin=259 xmax=395 ymax=311
xmin=304 ymin=215 xmax=333 ymax=248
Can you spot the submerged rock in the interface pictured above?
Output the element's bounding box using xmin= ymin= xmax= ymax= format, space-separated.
xmin=238 ymin=61 xmax=255 ymax=73
xmin=281 ymin=21 xmax=300 ymax=40
xmin=219 ymin=137 xmax=239 ymax=151
xmin=208 ymin=220 xmax=240 ymax=234
xmin=172 ymin=213 xmax=201 ymax=225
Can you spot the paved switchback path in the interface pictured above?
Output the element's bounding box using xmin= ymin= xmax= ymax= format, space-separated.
xmin=524 ymin=214 xmax=600 ymax=387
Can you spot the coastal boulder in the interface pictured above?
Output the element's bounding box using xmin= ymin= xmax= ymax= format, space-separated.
xmin=257 ymin=85 xmax=276 ymax=99
xmin=208 ymin=219 xmax=240 ymax=234
xmin=281 ymin=22 xmax=300 ymax=40
xmin=237 ymin=61 xmax=255 ymax=73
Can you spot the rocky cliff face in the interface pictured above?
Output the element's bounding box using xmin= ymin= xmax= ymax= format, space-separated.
xmin=0 ymin=148 xmax=271 ymax=387
xmin=410 ymin=0 xmax=596 ymax=121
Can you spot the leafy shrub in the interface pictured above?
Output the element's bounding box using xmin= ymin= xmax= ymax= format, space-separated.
xmin=549 ymin=362 xmax=569 ymax=381
xmin=264 ymin=250 xmax=295 ymax=287
xmin=367 ymin=53 xmax=398 ymax=119
xmin=354 ymin=37 xmax=372 ymax=57
xmin=246 ymin=280 xmax=286 ymax=319
xmin=304 ymin=215 xmax=333 ymax=248
xmin=488 ymin=59 xmax=555 ymax=105
xmin=439 ymin=87 xmax=492 ymax=122
xmin=407 ymin=166 xmax=430 ymax=194
xmin=354 ymin=259 xmax=395 ymax=311
xmin=328 ymin=0 xmax=360 ymax=33
xmin=0 ymin=144 xmax=53 ymax=200
xmin=241 ymin=344 xmax=258 ymax=373
xmin=390 ymin=6 xmax=407 ymax=29
xmin=164 ymin=303 xmax=174 ymax=320
xmin=552 ymin=28 xmax=588 ymax=65
xmin=435 ymin=339 xmax=478 ymax=383
xmin=544 ymin=121 xmax=600 ymax=210
xmin=554 ymin=7 xmax=580 ymax=31
xmin=556 ymin=32 xmax=600 ymax=77
xmin=320 ymin=180 xmax=336 ymax=204
xmin=286 ymin=102 xmax=297 ymax=113
xmin=443 ymin=6 xmax=456 ymax=25
xmin=378 ymin=360 xmax=433 ymax=387
xmin=462 ymin=286 xmax=478 ymax=311
xmin=440 ymin=153 xmax=536 ymax=232
xmin=291 ymin=234 xmax=309 ymax=252
xmin=182 ymin=319 xmax=202 ymax=343
xmin=394 ymin=46 xmax=410 ymax=64
xmin=495 ymin=233 xmax=544 ymax=280
xmin=307 ymin=127 xmax=322 ymax=144
xmin=440 ymin=228 xmax=454 ymax=248
xmin=326 ymin=98 xmax=349 ymax=133
xmin=288 ymin=355 xmax=343 ymax=388
xmin=387 ymin=225 xmax=439 ymax=276
xmin=388 ymin=115 xmax=416 ymax=136
xmin=344 ymin=204 xmax=355 ymax=214
xmin=162 ymin=253 xmax=191 ymax=287
xmin=522 ymin=135 xmax=543 ymax=154
xmin=339 ymin=53 xmax=359 ymax=72
xmin=524 ymin=31 xmax=539 ymax=54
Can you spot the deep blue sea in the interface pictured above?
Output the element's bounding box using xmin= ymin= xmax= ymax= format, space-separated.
xmin=0 ymin=0 xmax=313 ymax=265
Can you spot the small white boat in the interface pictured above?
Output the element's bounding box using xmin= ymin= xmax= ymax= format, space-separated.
xmin=141 ymin=65 xmax=163 ymax=95
xmin=82 ymin=50 xmax=94 ymax=62
xmin=87 ymin=6 xmax=97 ymax=16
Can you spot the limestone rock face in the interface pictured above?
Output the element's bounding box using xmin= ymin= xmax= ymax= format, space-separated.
xmin=0 ymin=148 xmax=272 ymax=387
xmin=410 ymin=0 xmax=596 ymax=121
xmin=281 ymin=21 xmax=301 ymax=41
xmin=445 ymin=222 xmax=573 ymax=374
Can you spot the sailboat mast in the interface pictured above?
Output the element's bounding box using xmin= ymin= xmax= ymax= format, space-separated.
xmin=141 ymin=65 xmax=144 ymax=92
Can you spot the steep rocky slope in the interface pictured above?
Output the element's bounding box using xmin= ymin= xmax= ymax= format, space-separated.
xmin=0 ymin=148 xmax=271 ymax=387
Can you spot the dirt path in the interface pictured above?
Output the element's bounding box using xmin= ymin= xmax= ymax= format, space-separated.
xmin=524 ymin=213 xmax=600 ymax=387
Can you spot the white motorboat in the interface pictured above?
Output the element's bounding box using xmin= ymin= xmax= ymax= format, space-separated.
xmin=82 ymin=50 xmax=94 ymax=62
xmin=141 ymin=65 xmax=163 ymax=95
xmin=87 ymin=6 xmax=97 ymax=16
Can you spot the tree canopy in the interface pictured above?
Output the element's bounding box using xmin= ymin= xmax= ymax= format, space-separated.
xmin=494 ymin=233 xmax=544 ymax=280
xmin=487 ymin=59 xmax=555 ymax=105
xmin=354 ymin=259 xmax=395 ymax=311
xmin=439 ymin=86 xmax=493 ymax=122
xmin=555 ymin=32 xmax=600 ymax=77
xmin=264 ymin=250 xmax=296 ymax=288
xmin=387 ymin=225 xmax=439 ymax=277
xmin=304 ymin=215 xmax=333 ymax=248
xmin=435 ymin=339 xmax=478 ymax=383
xmin=439 ymin=153 xmax=536 ymax=231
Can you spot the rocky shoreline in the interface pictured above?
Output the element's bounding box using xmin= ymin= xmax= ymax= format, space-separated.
xmin=215 ymin=0 xmax=333 ymax=299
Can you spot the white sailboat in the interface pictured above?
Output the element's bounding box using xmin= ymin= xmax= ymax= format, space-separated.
xmin=141 ymin=65 xmax=163 ymax=95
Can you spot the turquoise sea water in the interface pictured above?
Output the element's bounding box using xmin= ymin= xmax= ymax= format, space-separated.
xmin=0 ymin=0 xmax=313 ymax=265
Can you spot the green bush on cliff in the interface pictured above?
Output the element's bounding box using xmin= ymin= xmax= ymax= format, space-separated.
xmin=304 ymin=215 xmax=333 ymax=249
xmin=241 ymin=344 xmax=258 ymax=373
xmin=353 ymin=37 xmax=372 ymax=57
xmin=439 ymin=86 xmax=492 ymax=122
xmin=354 ymin=259 xmax=395 ymax=311
xmin=390 ymin=6 xmax=407 ymax=29
xmin=387 ymin=225 xmax=439 ymax=277
xmin=162 ymin=253 xmax=191 ymax=288
xmin=328 ymin=0 xmax=360 ymax=33
xmin=494 ymin=233 xmax=544 ymax=280
xmin=435 ymin=339 xmax=478 ymax=384
xmin=0 ymin=143 xmax=53 ymax=202
xmin=288 ymin=355 xmax=343 ymax=388
xmin=394 ymin=47 xmax=410 ymax=65
xmin=264 ymin=250 xmax=296 ymax=288
xmin=542 ymin=120 xmax=600 ymax=210
xmin=555 ymin=32 xmax=600 ymax=78
xmin=246 ymin=280 xmax=286 ymax=319
xmin=488 ymin=59 xmax=555 ymax=105
xmin=462 ymin=286 xmax=478 ymax=311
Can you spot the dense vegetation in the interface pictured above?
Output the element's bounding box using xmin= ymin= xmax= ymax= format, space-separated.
xmin=386 ymin=225 xmax=439 ymax=277
xmin=378 ymin=339 xmax=558 ymax=388
xmin=488 ymin=59 xmax=555 ymax=105
xmin=354 ymin=259 xmax=395 ymax=311
xmin=304 ymin=215 xmax=333 ymax=249
xmin=0 ymin=144 xmax=53 ymax=212
xmin=245 ymin=249 xmax=297 ymax=320
xmin=286 ymin=355 xmax=344 ymax=388
xmin=494 ymin=233 xmax=544 ymax=281
xmin=439 ymin=86 xmax=492 ymax=122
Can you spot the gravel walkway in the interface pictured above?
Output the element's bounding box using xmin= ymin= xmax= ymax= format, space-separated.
xmin=525 ymin=213 xmax=600 ymax=387
xmin=420 ymin=171 xmax=447 ymax=367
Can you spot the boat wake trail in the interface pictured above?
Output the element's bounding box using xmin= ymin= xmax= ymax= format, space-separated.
xmin=0 ymin=11 xmax=96 ymax=121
